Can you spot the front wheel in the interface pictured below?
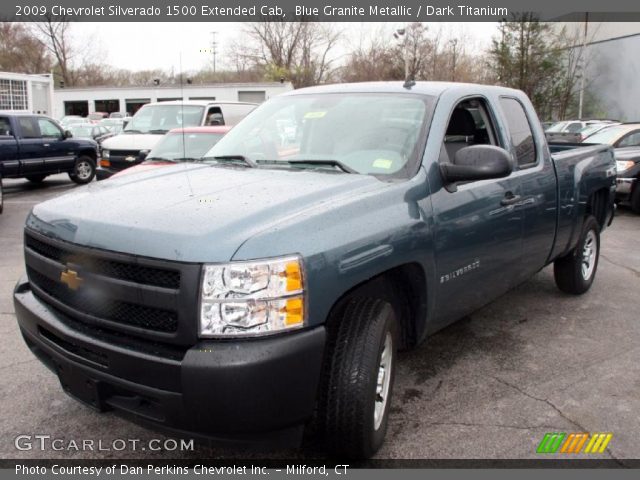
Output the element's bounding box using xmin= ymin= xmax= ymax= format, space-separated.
xmin=69 ymin=156 xmax=96 ymax=184
xmin=554 ymin=215 xmax=600 ymax=294
xmin=317 ymin=297 xmax=398 ymax=458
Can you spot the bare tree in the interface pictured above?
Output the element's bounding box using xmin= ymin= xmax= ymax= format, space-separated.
xmin=229 ymin=21 xmax=341 ymax=88
xmin=29 ymin=18 xmax=75 ymax=86
xmin=0 ymin=23 xmax=52 ymax=73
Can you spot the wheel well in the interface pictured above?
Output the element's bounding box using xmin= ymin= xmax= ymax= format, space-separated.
xmin=326 ymin=263 xmax=428 ymax=351
xmin=79 ymin=149 xmax=97 ymax=161
xmin=586 ymin=188 xmax=609 ymax=230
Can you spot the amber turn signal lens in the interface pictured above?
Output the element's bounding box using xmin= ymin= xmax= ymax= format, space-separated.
xmin=284 ymin=261 xmax=302 ymax=292
xmin=282 ymin=297 xmax=304 ymax=326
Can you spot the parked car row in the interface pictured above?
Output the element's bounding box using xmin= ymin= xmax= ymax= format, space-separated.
xmin=96 ymin=100 xmax=256 ymax=179
xmin=543 ymin=119 xmax=640 ymax=212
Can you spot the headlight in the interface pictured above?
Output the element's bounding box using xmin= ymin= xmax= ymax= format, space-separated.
xmin=199 ymin=256 xmax=305 ymax=337
xmin=102 ymin=149 xmax=110 ymax=159
xmin=616 ymin=160 xmax=634 ymax=173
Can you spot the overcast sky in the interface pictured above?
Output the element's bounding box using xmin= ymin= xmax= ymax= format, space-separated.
xmin=71 ymin=22 xmax=499 ymax=73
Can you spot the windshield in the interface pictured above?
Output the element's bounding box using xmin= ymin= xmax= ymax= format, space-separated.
xmin=586 ymin=125 xmax=631 ymax=145
xmin=70 ymin=126 xmax=92 ymax=137
xmin=203 ymin=93 xmax=432 ymax=177
xmin=124 ymin=105 xmax=205 ymax=134
xmin=148 ymin=132 xmax=226 ymax=161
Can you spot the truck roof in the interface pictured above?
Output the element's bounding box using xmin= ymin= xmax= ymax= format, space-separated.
xmin=283 ymin=81 xmax=524 ymax=98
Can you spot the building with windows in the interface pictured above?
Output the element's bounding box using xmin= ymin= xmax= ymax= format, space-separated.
xmin=52 ymin=82 xmax=293 ymax=119
xmin=0 ymin=72 xmax=54 ymax=115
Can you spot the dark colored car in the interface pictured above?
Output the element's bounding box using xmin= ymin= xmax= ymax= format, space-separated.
xmin=583 ymin=123 xmax=640 ymax=212
xmin=613 ymin=147 xmax=640 ymax=213
xmin=106 ymin=125 xmax=232 ymax=179
xmin=0 ymin=114 xmax=98 ymax=184
xmin=13 ymin=82 xmax=615 ymax=458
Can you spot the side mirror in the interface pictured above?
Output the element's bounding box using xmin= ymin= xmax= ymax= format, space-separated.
xmin=138 ymin=150 xmax=149 ymax=161
xmin=440 ymin=145 xmax=513 ymax=184
xmin=64 ymin=130 xmax=72 ymax=139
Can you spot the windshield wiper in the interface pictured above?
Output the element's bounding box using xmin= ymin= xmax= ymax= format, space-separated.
xmin=149 ymin=129 xmax=169 ymax=134
xmin=202 ymin=155 xmax=257 ymax=168
xmin=282 ymin=159 xmax=357 ymax=174
xmin=123 ymin=129 xmax=143 ymax=134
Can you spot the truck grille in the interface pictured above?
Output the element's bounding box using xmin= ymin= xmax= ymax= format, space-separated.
xmin=24 ymin=229 xmax=201 ymax=346
xmin=27 ymin=267 xmax=178 ymax=332
xmin=25 ymin=234 xmax=180 ymax=289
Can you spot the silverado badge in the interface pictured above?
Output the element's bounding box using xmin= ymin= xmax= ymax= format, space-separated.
xmin=60 ymin=269 xmax=83 ymax=290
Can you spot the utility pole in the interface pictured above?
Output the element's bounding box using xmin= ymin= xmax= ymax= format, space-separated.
xmin=210 ymin=31 xmax=218 ymax=74
xmin=578 ymin=13 xmax=589 ymax=119
xmin=450 ymin=39 xmax=458 ymax=82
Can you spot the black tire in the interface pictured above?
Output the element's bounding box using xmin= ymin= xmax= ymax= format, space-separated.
xmin=69 ymin=156 xmax=96 ymax=184
xmin=554 ymin=215 xmax=600 ymax=294
xmin=630 ymin=183 xmax=640 ymax=214
xmin=317 ymin=297 xmax=398 ymax=458
xmin=25 ymin=175 xmax=47 ymax=183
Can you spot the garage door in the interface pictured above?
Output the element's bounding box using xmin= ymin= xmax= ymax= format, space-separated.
xmin=238 ymin=91 xmax=266 ymax=103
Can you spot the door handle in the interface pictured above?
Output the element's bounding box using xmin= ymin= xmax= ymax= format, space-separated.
xmin=500 ymin=192 xmax=522 ymax=206
xmin=43 ymin=143 xmax=50 ymax=147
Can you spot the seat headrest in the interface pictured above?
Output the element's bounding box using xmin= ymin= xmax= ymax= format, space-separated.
xmin=446 ymin=109 xmax=476 ymax=136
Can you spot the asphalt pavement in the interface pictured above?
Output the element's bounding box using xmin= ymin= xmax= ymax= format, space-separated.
xmin=0 ymin=174 xmax=638 ymax=462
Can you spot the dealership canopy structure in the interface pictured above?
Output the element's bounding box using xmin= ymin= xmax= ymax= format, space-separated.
xmin=53 ymin=82 xmax=293 ymax=119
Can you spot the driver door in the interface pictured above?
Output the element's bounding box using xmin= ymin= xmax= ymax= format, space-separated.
xmin=430 ymin=98 xmax=523 ymax=327
xmin=37 ymin=117 xmax=75 ymax=174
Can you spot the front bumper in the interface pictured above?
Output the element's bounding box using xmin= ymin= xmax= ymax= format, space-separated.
xmin=96 ymin=167 xmax=116 ymax=180
xmin=14 ymin=277 xmax=326 ymax=447
xmin=615 ymin=177 xmax=636 ymax=198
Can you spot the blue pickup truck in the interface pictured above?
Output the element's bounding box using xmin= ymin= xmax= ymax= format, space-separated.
xmin=0 ymin=114 xmax=98 ymax=184
xmin=13 ymin=82 xmax=616 ymax=458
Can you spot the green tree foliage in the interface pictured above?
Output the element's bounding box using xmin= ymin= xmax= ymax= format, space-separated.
xmin=488 ymin=14 xmax=574 ymax=120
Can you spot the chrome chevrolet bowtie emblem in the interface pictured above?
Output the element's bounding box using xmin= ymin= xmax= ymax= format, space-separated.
xmin=60 ymin=269 xmax=83 ymax=290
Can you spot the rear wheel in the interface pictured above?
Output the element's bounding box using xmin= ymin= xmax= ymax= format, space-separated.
xmin=317 ymin=297 xmax=398 ymax=458
xmin=554 ymin=215 xmax=600 ymax=294
xmin=630 ymin=183 xmax=640 ymax=214
xmin=69 ymin=156 xmax=96 ymax=184
xmin=25 ymin=175 xmax=47 ymax=183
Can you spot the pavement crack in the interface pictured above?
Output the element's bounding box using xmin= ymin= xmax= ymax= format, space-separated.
xmin=601 ymin=254 xmax=640 ymax=278
xmin=490 ymin=376 xmax=588 ymax=432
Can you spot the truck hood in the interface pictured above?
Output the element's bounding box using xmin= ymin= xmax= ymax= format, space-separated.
xmin=27 ymin=164 xmax=385 ymax=262
xmin=100 ymin=133 xmax=163 ymax=151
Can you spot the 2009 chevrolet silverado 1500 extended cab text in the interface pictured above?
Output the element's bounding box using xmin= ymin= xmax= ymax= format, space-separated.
xmin=0 ymin=114 xmax=98 ymax=184
xmin=14 ymin=82 xmax=616 ymax=458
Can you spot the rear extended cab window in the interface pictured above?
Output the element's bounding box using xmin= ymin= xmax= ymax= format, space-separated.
xmin=499 ymin=97 xmax=537 ymax=169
